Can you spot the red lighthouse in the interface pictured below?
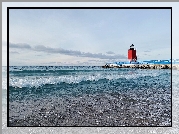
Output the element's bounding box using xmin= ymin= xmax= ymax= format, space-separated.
xmin=128 ymin=44 xmax=137 ymax=61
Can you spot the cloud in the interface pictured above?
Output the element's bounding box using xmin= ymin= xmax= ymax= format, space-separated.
xmin=9 ymin=43 xmax=127 ymax=60
xmin=144 ymin=50 xmax=151 ymax=52
xmin=9 ymin=42 xmax=31 ymax=49
xmin=143 ymin=53 xmax=151 ymax=56
xmin=106 ymin=51 xmax=115 ymax=54
xmin=10 ymin=51 xmax=19 ymax=54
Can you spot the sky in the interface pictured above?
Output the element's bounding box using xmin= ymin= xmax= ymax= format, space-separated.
xmin=2 ymin=3 xmax=174 ymax=66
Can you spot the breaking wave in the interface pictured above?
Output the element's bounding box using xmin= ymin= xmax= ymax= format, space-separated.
xmin=9 ymin=68 xmax=169 ymax=88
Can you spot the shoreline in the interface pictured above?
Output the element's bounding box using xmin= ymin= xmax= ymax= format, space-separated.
xmin=9 ymin=92 xmax=171 ymax=126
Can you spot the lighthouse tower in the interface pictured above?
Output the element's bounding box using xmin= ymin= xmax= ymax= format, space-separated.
xmin=128 ymin=44 xmax=137 ymax=61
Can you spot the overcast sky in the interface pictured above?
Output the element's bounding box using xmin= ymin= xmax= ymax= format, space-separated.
xmin=2 ymin=3 xmax=175 ymax=66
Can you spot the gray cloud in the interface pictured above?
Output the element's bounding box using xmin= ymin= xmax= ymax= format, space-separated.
xmin=9 ymin=42 xmax=31 ymax=49
xmin=10 ymin=51 xmax=19 ymax=54
xmin=106 ymin=51 xmax=115 ymax=54
xmin=144 ymin=50 xmax=151 ymax=52
xmin=143 ymin=53 xmax=151 ymax=56
xmin=9 ymin=43 xmax=127 ymax=60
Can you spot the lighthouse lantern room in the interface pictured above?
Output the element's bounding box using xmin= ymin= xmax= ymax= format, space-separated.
xmin=128 ymin=44 xmax=137 ymax=61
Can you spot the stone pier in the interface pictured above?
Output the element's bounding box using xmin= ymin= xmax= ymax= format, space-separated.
xmin=102 ymin=64 xmax=179 ymax=69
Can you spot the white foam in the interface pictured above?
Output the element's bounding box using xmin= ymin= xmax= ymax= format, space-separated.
xmin=9 ymin=69 xmax=165 ymax=88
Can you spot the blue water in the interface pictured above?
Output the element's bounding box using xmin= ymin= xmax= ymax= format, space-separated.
xmin=8 ymin=66 xmax=171 ymax=126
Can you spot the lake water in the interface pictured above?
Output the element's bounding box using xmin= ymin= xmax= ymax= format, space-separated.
xmin=4 ymin=66 xmax=172 ymax=126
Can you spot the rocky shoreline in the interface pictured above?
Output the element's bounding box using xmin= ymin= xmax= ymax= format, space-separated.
xmin=9 ymin=92 xmax=171 ymax=126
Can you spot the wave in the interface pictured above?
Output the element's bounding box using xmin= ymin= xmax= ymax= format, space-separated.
xmin=8 ymin=66 xmax=171 ymax=88
xmin=9 ymin=71 xmax=168 ymax=88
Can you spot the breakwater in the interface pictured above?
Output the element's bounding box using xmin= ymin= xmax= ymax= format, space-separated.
xmin=102 ymin=64 xmax=179 ymax=69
